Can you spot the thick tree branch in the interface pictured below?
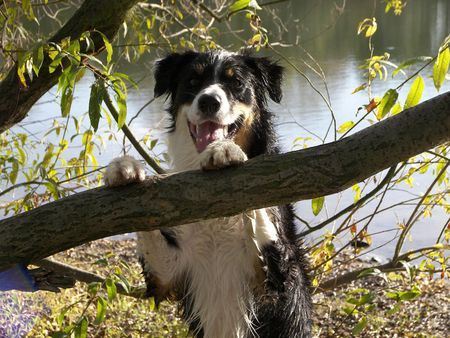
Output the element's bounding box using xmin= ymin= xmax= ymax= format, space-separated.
xmin=0 ymin=0 xmax=138 ymax=133
xmin=0 ymin=92 xmax=449 ymax=271
xmin=35 ymin=258 xmax=146 ymax=298
xmin=0 ymin=258 xmax=146 ymax=298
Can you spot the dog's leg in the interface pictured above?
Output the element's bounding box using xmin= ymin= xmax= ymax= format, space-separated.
xmin=253 ymin=208 xmax=312 ymax=338
xmin=104 ymin=155 xmax=146 ymax=186
xmin=105 ymin=156 xmax=183 ymax=305
xmin=245 ymin=209 xmax=279 ymax=253
xmin=199 ymin=139 xmax=247 ymax=170
xmin=137 ymin=230 xmax=182 ymax=305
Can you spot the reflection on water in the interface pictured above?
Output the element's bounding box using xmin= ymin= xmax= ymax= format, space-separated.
xmin=10 ymin=0 xmax=450 ymax=257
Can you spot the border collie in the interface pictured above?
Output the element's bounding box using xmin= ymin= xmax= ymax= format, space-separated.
xmin=105 ymin=51 xmax=312 ymax=337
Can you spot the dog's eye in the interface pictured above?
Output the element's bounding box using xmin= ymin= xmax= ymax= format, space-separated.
xmin=189 ymin=78 xmax=200 ymax=87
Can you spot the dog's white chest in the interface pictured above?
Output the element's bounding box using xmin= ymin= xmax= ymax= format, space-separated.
xmin=177 ymin=215 xmax=260 ymax=338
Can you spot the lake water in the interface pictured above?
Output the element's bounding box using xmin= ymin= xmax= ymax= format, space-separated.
xmin=6 ymin=0 xmax=450 ymax=260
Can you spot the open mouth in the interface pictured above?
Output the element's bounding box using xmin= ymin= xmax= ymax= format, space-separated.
xmin=188 ymin=116 xmax=243 ymax=153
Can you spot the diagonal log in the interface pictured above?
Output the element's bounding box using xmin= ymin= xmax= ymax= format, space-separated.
xmin=0 ymin=0 xmax=139 ymax=133
xmin=0 ymin=92 xmax=449 ymax=271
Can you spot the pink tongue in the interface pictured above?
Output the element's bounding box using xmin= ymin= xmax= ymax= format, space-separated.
xmin=195 ymin=121 xmax=224 ymax=153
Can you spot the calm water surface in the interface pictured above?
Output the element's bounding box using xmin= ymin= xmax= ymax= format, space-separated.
xmin=11 ymin=0 xmax=450 ymax=259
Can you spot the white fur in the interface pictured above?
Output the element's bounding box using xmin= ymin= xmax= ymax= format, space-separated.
xmin=104 ymin=155 xmax=145 ymax=186
xmin=199 ymin=139 xmax=248 ymax=170
xmin=167 ymin=107 xmax=202 ymax=171
xmin=157 ymin=117 xmax=280 ymax=337
xmin=249 ymin=209 xmax=279 ymax=252
xmin=106 ymin=91 xmax=280 ymax=338
xmin=139 ymin=216 xmax=261 ymax=338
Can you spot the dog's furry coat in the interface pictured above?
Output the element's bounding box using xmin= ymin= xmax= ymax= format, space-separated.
xmin=105 ymin=51 xmax=312 ymax=338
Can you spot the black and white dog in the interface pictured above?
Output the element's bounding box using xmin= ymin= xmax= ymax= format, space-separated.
xmin=105 ymin=51 xmax=312 ymax=338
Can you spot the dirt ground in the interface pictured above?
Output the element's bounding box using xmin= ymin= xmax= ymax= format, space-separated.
xmin=1 ymin=239 xmax=448 ymax=337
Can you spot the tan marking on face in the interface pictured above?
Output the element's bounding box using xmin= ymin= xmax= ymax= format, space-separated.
xmin=233 ymin=103 xmax=255 ymax=153
xmin=225 ymin=67 xmax=235 ymax=78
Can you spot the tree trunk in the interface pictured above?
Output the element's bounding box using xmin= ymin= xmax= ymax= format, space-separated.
xmin=0 ymin=0 xmax=138 ymax=133
xmin=0 ymin=92 xmax=449 ymax=271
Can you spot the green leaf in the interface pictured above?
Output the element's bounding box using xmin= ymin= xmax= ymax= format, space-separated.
xmin=391 ymin=102 xmax=403 ymax=116
xmin=113 ymin=72 xmax=138 ymax=89
xmin=49 ymin=55 xmax=63 ymax=74
xmin=116 ymin=90 xmax=127 ymax=129
xmin=17 ymin=62 xmax=27 ymax=87
xmin=398 ymin=289 xmax=421 ymax=301
xmin=229 ymin=0 xmax=251 ymax=12
xmin=149 ymin=297 xmax=156 ymax=311
xmin=365 ymin=19 xmax=377 ymax=37
xmin=50 ymin=332 xmax=69 ymax=338
xmin=404 ymin=75 xmax=424 ymax=109
xmin=94 ymin=297 xmax=107 ymax=325
xmin=17 ymin=146 xmax=27 ymax=165
xmin=60 ymin=85 xmax=74 ymax=117
xmin=58 ymin=66 xmax=78 ymax=117
xmin=385 ymin=291 xmax=400 ymax=300
xmin=357 ymin=18 xmax=377 ymax=37
xmin=311 ymin=196 xmax=324 ymax=216
xmin=74 ymin=317 xmax=88 ymax=338
xmin=433 ymin=46 xmax=450 ymax=91
xmin=106 ymin=278 xmax=117 ymax=301
xmin=337 ymin=121 xmax=355 ymax=134
xmin=392 ymin=56 xmax=432 ymax=77
xmin=101 ymin=34 xmax=113 ymax=65
xmin=44 ymin=181 xmax=60 ymax=200
xmin=115 ymin=273 xmax=130 ymax=293
xmin=32 ymin=46 xmax=45 ymax=76
xmin=68 ymin=40 xmax=81 ymax=63
xmin=377 ymin=89 xmax=398 ymax=119
xmin=82 ymin=130 xmax=93 ymax=146
xmin=149 ymin=138 xmax=158 ymax=150
xmin=352 ymin=83 xmax=367 ymax=94
xmin=342 ymin=305 xmax=357 ymax=315
xmin=88 ymin=82 xmax=104 ymax=131
xmin=352 ymin=316 xmax=367 ymax=335
xmin=10 ymin=159 xmax=19 ymax=184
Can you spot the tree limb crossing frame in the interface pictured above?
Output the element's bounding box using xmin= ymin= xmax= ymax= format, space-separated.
xmin=0 ymin=91 xmax=449 ymax=271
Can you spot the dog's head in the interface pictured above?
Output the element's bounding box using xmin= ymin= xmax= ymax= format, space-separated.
xmin=154 ymin=51 xmax=283 ymax=155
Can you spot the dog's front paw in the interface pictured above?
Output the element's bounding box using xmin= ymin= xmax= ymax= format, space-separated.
xmin=104 ymin=155 xmax=145 ymax=187
xmin=200 ymin=140 xmax=247 ymax=171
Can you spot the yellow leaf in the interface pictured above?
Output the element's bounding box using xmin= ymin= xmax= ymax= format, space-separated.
xmin=404 ymin=75 xmax=424 ymax=109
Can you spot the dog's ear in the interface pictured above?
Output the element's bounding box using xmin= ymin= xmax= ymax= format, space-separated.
xmin=154 ymin=51 xmax=198 ymax=98
xmin=246 ymin=56 xmax=283 ymax=103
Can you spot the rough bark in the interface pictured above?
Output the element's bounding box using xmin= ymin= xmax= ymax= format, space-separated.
xmin=0 ymin=0 xmax=138 ymax=133
xmin=0 ymin=92 xmax=449 ymax=271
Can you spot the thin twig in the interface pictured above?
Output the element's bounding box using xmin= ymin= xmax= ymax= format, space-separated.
xmin=299 ymin=166 xmax=397 ymax=237
xmin=101 ymin=82 xmax=166 ymax=175
xmin=393 ymin=161 xmax=449 ymax=261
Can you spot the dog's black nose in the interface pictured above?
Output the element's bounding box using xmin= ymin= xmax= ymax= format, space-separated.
xmin=198 ymin=94 xmax=221 ymax=116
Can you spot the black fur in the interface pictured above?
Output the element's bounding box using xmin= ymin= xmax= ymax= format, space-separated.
xmin=150 ymin=50 xmax=312 ymax=337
